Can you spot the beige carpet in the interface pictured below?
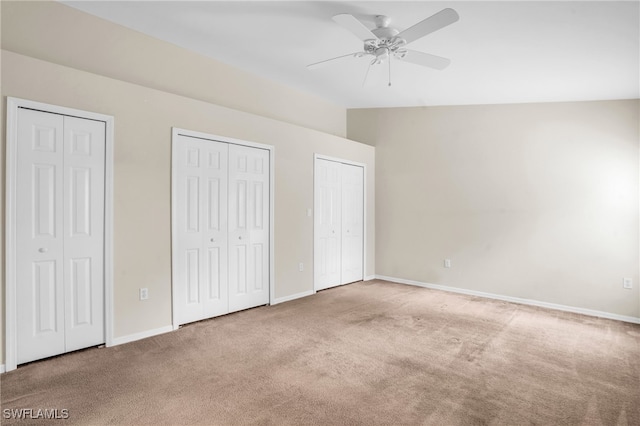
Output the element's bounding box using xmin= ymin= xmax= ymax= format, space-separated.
xmin=2 ymin=280 xmax=639 ymax=425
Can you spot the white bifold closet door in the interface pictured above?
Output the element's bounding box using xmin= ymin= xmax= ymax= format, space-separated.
xmin=16 ymin=108 xmax=105 ymax=365
xmin=340 ymin=164 xmax=365 ymax=284
xmin=174 ymin=135 xmax=270 ymax=325
xmin=175 ymin=138 xmax=229 ymax=324
xmin=314 ymin=158 xmax=364 ymax=291
xmin=228 ymin=145 xmax=270 ymax=313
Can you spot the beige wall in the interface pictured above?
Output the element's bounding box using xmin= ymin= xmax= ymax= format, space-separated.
xmin=0 ymin=4 xmax=374 ymax=365
xmin=348 ymin=100 xmax=640 ymax=318
xmin=1 ymin=1 xmax=346 ymax=138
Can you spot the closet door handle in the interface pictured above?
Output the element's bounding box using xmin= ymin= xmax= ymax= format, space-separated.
xmin=38 ymin=248 xmax=48 ymax=253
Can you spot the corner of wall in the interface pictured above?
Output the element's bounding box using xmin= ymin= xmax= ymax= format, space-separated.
xmin=1 ymin=1 xmax=347 ymax=138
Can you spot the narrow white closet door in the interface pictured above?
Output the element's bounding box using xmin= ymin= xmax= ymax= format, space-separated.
xmin=228 ymin=144 xmax=270 ymax=312
xmin=63 ymin=116 xmax=106 ymax=351
xmin=175 ymin=136 xmax=229 ymax=325
xmin=340 ymin=164 xmax=364 ymax=284
xmin=314 ymin=159 xmax=342 ymax=290
xmin=201 ymin=141 xmax=229 ymax=319
xmin=16 ymin=108 xmax=66 ymax=364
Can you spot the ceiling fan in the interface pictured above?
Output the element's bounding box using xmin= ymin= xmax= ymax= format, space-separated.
xmin=308 ymin=8 xmax=459 ymax=86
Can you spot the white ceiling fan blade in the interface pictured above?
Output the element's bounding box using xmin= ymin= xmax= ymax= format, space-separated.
xmin=396 ymin=8 xmax=459 ymax=46
xmin=307 ymin=52 xmax=363 ymax=70
xmin=332 ymin=14 xmax=378 ymax=42
xmin=397 ymin=50 xmax=451 ymax=70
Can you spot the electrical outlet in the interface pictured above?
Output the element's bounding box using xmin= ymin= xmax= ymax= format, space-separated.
xmin=299 ymin=262 xmax=304 ymax=272
xmin=307 ymin=208 xmax=312 ymax=217
xmin=139 ymin=288 xmax=149 ymax=300
xmin=623 ymin=278 xmax=633 ymax=289
xmin=444 ymin=259 xmax=451 ymax=268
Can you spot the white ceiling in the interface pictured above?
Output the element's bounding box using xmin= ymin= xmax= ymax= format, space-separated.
xmin=63 ymin=1 xmax=639 ymax=109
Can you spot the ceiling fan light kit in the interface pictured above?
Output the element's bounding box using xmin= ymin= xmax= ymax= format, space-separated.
xmin=308 ymin=8 xmax=460 ymax=87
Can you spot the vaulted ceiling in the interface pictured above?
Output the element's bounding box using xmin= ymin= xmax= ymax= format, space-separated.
xmin=63 ymin=1 xmax=639 ymax=109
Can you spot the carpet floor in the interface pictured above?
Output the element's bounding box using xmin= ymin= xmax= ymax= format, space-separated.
xmin=2 ymin=280 xmax=639 ymax=425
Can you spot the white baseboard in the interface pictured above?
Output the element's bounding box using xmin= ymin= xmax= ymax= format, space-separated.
xmin=110 ymin=325 xmax=174 ymax=346
xmin=0 ymin=364 xmax=5 ymax=374
xmin=376 ymin=275 xmax=640 ymax=325
xmin=364 ymin=275 xmax=376 ymax=281
xmin=271 ymin=289 xmax=315 ymax=305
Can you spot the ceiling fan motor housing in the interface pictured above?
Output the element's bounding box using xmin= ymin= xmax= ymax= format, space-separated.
xmin=364 ymin=36 xmax=407 ymax=62
xmin=363 ymin=14 xmax=407 ymax=61
xmin=372 ymin=26 xmax=399 ymax=40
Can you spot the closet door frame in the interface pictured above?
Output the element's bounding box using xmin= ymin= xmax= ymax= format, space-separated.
xmin=5 ymin=97 xmax=115 ymax=372
xmin=170 ymin=127 xmax=275 ymax=330
xmin=313 ymin=154 xmax=367 ymax=293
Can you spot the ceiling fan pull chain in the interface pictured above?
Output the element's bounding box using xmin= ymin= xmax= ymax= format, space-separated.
xmin=363 ymin=63 xmax=372 ymax=87
xmin=388 ymin=58 xmax=392 ymax=87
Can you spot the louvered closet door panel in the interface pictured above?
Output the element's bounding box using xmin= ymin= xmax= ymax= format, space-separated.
xmin=63 ymin=116 xmax=106 ymax=352
xmin=16 ymin=108 xmax=66 ymax=364
xmin=175 ymin=136 xmax=229 ymax=324
xmin=340 ymin=164 xmax=364 ymax=284
xmin=314 ymin=159 xmax=342 ymax=290
xmin=228 ymin=144 xmax=270 ymax=313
